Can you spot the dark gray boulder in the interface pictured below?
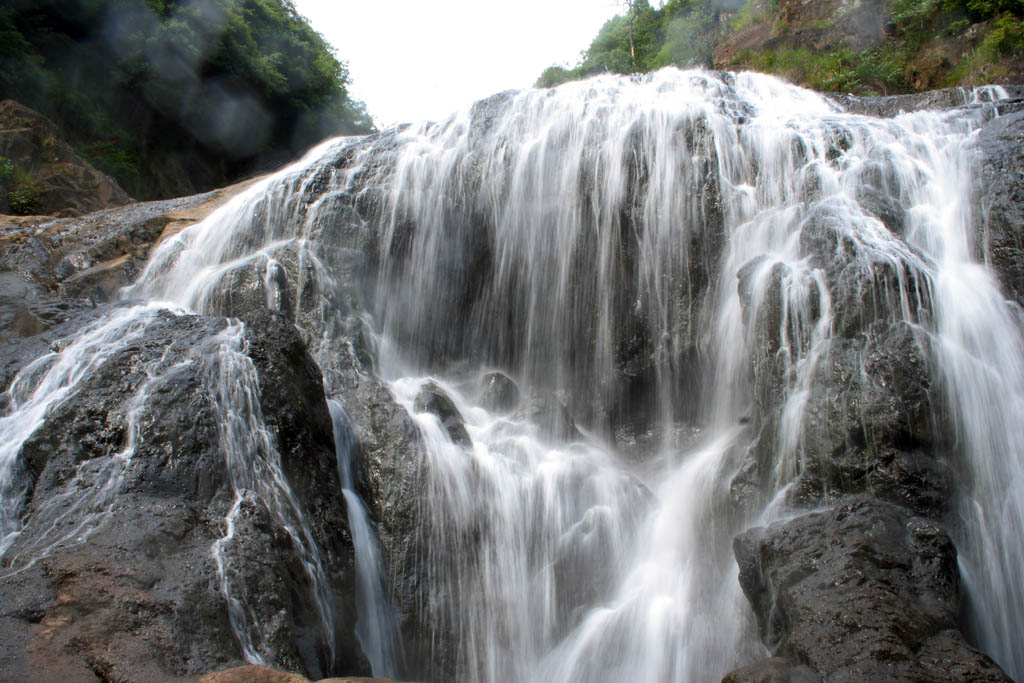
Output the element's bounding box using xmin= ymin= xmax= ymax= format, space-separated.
xmin=794 ymin=323 xmax=950 ymax=516
xmin=479 ymin=371 xmax=520 ymax=412
xmin=317 ymin=339 xmax=437 ymax=680
xmin=735 ymin=250 xmax=949 ymax=518
xmin=726 ymin=91 xmax=1020 ymax=683
xmin=414 ymin=381 xmax=472 ymax=448
xmin=722 ymin=657 xmax=820 ymax=683
xmin=730 ymin=496 xmax=1009 ymax=682
xmin=0 ymin=306 xmax=366 ymax=681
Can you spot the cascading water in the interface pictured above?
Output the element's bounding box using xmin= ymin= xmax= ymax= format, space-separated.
xmin=0 ymin=302 xmax=345 ymax=671
xmin=0 ymin=303 xmax=186 ymax=560
xmin=922 ymin=131 xmax=1024 ymax=676
xmin=1 ymin=68 xmax=1021 ymax=681
xmin=329 ymin=399 xmax=401 ymax=676
xmin=207 ymin=321 xmax=338 ymax=665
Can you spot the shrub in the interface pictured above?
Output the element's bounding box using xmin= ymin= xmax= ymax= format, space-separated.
xmin=984 ymin=12 xmax=1024 ymax=56
xmin=8 ymin=185 xmax=40 ymax=215
xmin=0 ymin=156 xmax=13 ymax=183
xmin=79 ymin=139 xmax=141 ymax=187
xmin=738 ymin=45 xmax=910 ymax=95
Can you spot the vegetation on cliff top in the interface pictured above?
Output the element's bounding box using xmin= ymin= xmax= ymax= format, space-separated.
xmin=0 ymin=0 xmax=373 ymax=200
xmin=537 ymin=0 xmax=725 ymax=88
xmin=537 ymin=0 xmax=1024 ymax=95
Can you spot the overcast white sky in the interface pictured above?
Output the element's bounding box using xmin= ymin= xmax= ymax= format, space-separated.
xmin=292 ymin=0 xmax=621 ymax=127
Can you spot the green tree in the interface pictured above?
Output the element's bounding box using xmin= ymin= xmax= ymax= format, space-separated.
xmin=535 ymin=0 xmax=718 ymax=87
xmin=0 ymin=0 xmax=374 ymax=199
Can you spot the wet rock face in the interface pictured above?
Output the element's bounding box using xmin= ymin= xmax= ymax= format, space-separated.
xmin=480 ymin=371 xmax=520 ymax=412
xmin=795 ymin=323 xmax=950 ymax=516
xmin=324 ymin=347 xmax=483 ymax=683
xmin=358 ymin=98 xmax=725 ymax=447
xmin=973 ymin=103 xmax=1024 ymax=308
xmin=726 ymin=95 xmax=1024 ymax=682
xmin=835 ymin=88 xmax=1024 ymax=118
xmin=736 ymin=256 xmax=949 ymax=518
xmin=516 ymin=391 xmax=583 ymax=442
xmin=600 ymin=113 xmax=725 ymax=438
xmin=1 ymin=83 xmax=1020 ymax=683
xmin=0 ymin=306 xmax=365 ymax=680
xmin=414 ymin=381 xmax=472 ymax=448
xmin=317 ymin=338 xmax=431 ymax=680
xmin=0 ymin=190 xmax=220 ymax=349
xmin=242 ymin=310 xmax=367 ymax=677
xmin=732 ymin=496 xmax=1010 ymax=682
xmin=735 ymin=154 xmax=947 ymax=517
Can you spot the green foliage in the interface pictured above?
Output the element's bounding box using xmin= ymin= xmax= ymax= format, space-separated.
xmin=536 ymin=0 xmax=721 ymax=87
xmin=653 ymin=8 xmax=716 ymax=68
xmin=536 ymin=66 xmax=576 ymax=88
xmin=537 ymin=0 xmax=1021 ymax=95
xmin=8 ymin=184 xmax=40 ymax=215
xmin=79 ymin=139 xmax=143 ymax=188
xmin=983 ymin=11 xmax=1024 ymax=55
xmin=2 ymin=165 xmax=41 ymax=215
xmin=0 ymin=0 xmax=374 ymax=199
xmin=892 ymin=0 xmax=1024 ymax=38
xmin=738 ymin=45 xmax=910 ymax=94
xmin=0 ymin=156 xmax=13 ymax=183
xmin=729 ymin=0 xmax=777 ymax=32
xmin=940 ymin=10 xmax=1024 ymax=83
xmin=883 ymin=0 xmax=1024 ymax=87
xmin=891 ymin=0 xmax=944 ymax=34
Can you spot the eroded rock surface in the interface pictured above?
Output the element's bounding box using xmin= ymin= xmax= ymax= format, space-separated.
xmin=2 ymin=82 xmax=1023 ymax=683
xmin=0 ymin=307 xmax=365 ymax=681
xmin=732 ymin=497 xmax=1009 ymax=682
xmin=973 ymin=100 xmax=1024 ymax=307
xmin=0 ymin=99 xmax=131 ymax=216
xmin=723 ymin=92 xmax=1022 ymax=682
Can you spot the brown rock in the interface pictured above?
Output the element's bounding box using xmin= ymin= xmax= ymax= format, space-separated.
xmin=0 ymin=172 xmax=269 ymax=349
xmin=721 ymin=657 xmax=820 ymax=683
xmin=0 ymin=99 xmax=132 ymax=216
xmin=198 ymin=665 xmax=309 ymax=683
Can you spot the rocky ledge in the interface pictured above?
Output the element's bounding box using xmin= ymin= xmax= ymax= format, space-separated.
xmin=0 ymin=305 xmax=366 ymax=681
xmin=0 ymin=84 xmax=1022 ymax=683
xmin=727 ymin=497 xmax=1008 ymax=682
xmin=0 ymin=100 xmax=132 ymax=217
xmin=719 ymin=89 xmax=1024 ymax=681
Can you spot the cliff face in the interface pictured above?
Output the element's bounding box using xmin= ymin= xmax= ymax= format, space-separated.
xmin=0 ymin=100 xmax=131 ymax=217
xmin=1 ymin=77 xmax=1023 ymax=682
xmin=713 ymin=0 xmax=1024 ymax=93
xmin=0 ymin=173 xmax=368 ymax=681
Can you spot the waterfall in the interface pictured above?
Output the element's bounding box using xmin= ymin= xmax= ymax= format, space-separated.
xmin=0 ymin=304 xmax=186 ymax=561
xmin=920 ymin=111 xmax=1024 ymax=675
xmin=329 ymin=399 xmax=401 ymax=677
xmin=2 ymin=68 xmax=1021 ymax=680
xmin=207 ymin=321 xmax=338 ymax=665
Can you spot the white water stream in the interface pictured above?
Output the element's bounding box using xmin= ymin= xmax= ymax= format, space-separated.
xmin=0 ymin=69 xmax=1020 ymax=680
